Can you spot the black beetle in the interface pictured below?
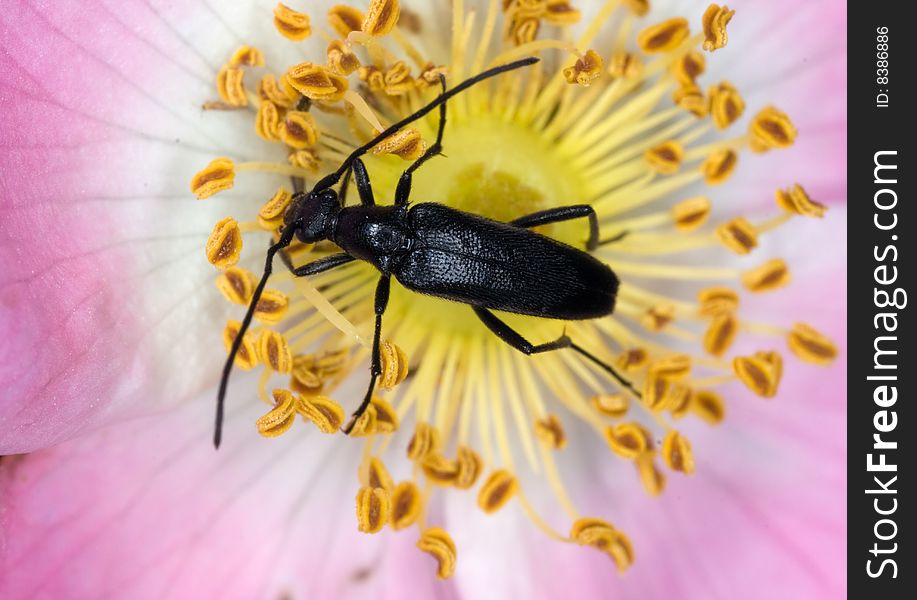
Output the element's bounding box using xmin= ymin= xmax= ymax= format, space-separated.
xmin=215 ymin=57 xmax=637 ymax=446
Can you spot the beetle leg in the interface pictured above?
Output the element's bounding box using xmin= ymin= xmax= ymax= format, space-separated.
xmin=598 ymin=229 xmax=630 ymax=245
xmin=344 ymin=275 xmax=391 ymax=434
xmin=473 ymin=306 xmax=573 ymax=354
xmin=510 ymin=205 xmax=601 ymax=251
xmin=394 ymin=77 xmax=449 ymax=207
xmin=473 ymin=306 xmax=641 ymax=398
xmin=352 ymin=159 xmax=376 ymax=206
xmin=286 ymin=252 xmax=356 ymax=277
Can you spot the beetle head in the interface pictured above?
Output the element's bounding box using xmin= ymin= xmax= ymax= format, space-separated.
xmin=286 ymin=188 xmax=340 ymax=243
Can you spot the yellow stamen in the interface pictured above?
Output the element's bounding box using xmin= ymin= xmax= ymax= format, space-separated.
xmin=383 ymin=60 xmax=415 ymax=95
xmin=645 ymin=141 xmax=684 ymax=174
xmin=257 ymin=187 xmax=293 ymax=230
xmin=391 ymin=481 xmax=423 ymax=529
xmin=776 ymin=184 xmax=828 ymax=218
xmin=604 ymin=422 xmax=653 ymax=459
xmin=229 ymin=45 xmax=265 ymax=67
xmin=477 ymin=469 xmax=519 ymax=513
xmin=216 ymin=66 xmax=248 ymax=107
xmin=749 ymin=106 xmax=797 ymax=151
xmin=287 ymin=63 xmax=348 ymax=102
xmin=702 ymin=4 xmax=735 ymax=52
xmin=534 ymin=414 xmax=567 ymax=449
xmin=702 ymin=148 xmax=738 ymax=185
xmin=361 ymin=457 xmax=395 ymax=493
xmin=617 ymin=347 xmax=650 ymax=372
xmin=215 ymin=266 xmax=256 ymax=305
xmin=191 ymin=157 xmax=235 ymax=199
xmin=288 ymin=149 xmax=322 ymax=173
xmin=622 ymin=0 xmax=649 ymax=17
xmin=673 ymin=84 xmax=708 ymax=118
xmin=327 ymin=40 xmax=361 ymax=76
xmin=644 ymin=374 xmax=690 ymax=412
xmin=328 ymin=5 xmax=364 ymax=37
xmin=671 ymin=50 xmax=705 ymax=84
xmin=258 ymin=74 xmax=298 ymax=109
xmin=290 ymin=355 xmax=325 ymax=395
xmin=279 ymin=111 xmax=321 ymax=149
xmin=607 ymin=51 xmax=643 ymax=79
xmin=641 ymin=304 xmax=675 ymax=331
xmin=417 ymin=528 xmax=457 ymax=579
xmin=698 ymin=286 xmax=739 ymax=316
xmin=671 ymin=196 xmax=712 ymax=231
xmin=253 ymin=288 xmax=290 ymax=324
xmin=716 ymin=217 xmax=758 ymax=254
xmin=708 ymin=81 xmax=744 ymax=129
xmin=570 ymin=518 xmax=634 ymax=573
xmin=273 ymin=3 xmax=312 ymax=41
xmin=371 ymin=396 xmax=399 ymax=433
xmin=592 ymin=393 xmax=629 ymax=418
xmin=742 ymin=259 xmax=790 ymax=292
xmin=372 ymin=127 xmax=426 ymax=160
xmin=637 ymin=18 xmax=690 ymax=54
xmin=703 ymin=312 xmax=738 ymax=357
xmin=649 ymin=354 xmax=692 ymax=381
xmin=661 ymin=430 xmax=695 ymax=474
xmin=635 ymin=454 xmax=666 ymax=496
xmin=510 ymin=18 xmax=540 ymax=46
xmin=205 ymin=217 xmax=243 ymax=268
xmin=454 ymin=446 xmax=484 ymax=489
xmin=255 ymin=100 xmax=281 ymax=142
xmin=691 ymin=389 xmax=726 ymax=424
xmin=788 ymin=323 xmax=838 ymax=365
xmin=407 ymin=422 xmax=442 ymax=461
xmin=422 ymin=453 xmax=460 ymax=486
xmin=259 ymin=330 xmax=293 ymax=373
xmin=356 ymin=486 xmax=391 ymax=533
xmin=362 ymin=0 xmax=401 ymax=37
xmin=562 ymin=49 xmax=604 ymax=86
xmin=223 ymin=320 xmax=259 ymax=370
xmin=544 ymin=1 xmax=581 ymax=25
xmin=733 ymin=351 xmax=782 ymax=397
xmin=349 ymin=404 xmax=379 ymax=437
xmin=298 ymin=395 xmax=345 ymax=433
xmin=255 ymin=389 xmax=298 ymax=438
xmin=379 ymin=341 xmax=410 ymax=389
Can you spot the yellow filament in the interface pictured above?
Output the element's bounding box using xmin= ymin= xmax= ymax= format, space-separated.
xmin=343 ymin=90 xmax=387 ymax=132
xmin=236 ymin=161 xmax=310 ymax=177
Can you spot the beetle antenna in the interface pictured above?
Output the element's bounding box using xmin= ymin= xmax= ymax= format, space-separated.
xmin=311 ymin=56 xmax=540 ymax=192
xmin=214 ymin=223 xmax=297 ymax=448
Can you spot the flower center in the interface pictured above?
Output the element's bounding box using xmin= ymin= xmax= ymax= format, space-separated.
xmin=191 ymin=0 xmax=838 ymax=582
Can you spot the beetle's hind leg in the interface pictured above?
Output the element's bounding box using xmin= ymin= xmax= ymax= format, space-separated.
xmin=510 ymin=205 xmax=601 ymax=251
xmin=473 ymin=306 xmax=641 ymax=398
xmin=474 ymin=306 xmax=575 ymax=354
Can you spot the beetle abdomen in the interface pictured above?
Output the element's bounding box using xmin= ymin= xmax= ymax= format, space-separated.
xmin=398 ymin=204 xmax=618 ymax=319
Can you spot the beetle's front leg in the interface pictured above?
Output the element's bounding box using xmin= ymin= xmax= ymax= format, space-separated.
xmin=343 ymin=274 xmax=391 ymax=434
xmin=394 ymin=77 xmax=448 ymax=207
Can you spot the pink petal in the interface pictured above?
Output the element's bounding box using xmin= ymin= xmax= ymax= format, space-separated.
xmin=0 ymin=1 xmax=294 ymax=452
xmin=0 ymin=389 xmax=450 ymax=599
